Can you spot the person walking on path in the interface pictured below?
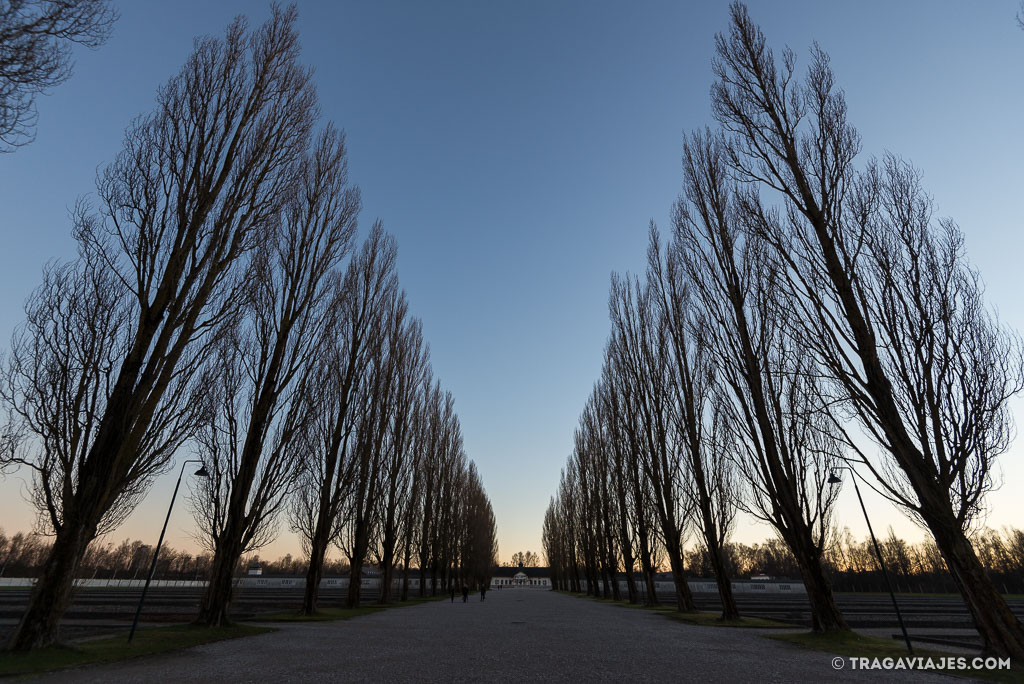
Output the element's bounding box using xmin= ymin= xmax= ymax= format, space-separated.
xmin=461 ymin=586 xmax=469 ymax=603
xmin=480 ymin=586 xmax=487 ymax=601
xmin=450 ymin=586 xmax=456 ymax=603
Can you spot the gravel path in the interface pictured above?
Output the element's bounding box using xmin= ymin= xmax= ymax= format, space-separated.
xmin=38 ymin=590 xmax=959 ymax=683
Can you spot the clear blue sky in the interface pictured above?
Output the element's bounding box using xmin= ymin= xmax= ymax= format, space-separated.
xmin=1 ymin=1 xmax=1023 ymax=563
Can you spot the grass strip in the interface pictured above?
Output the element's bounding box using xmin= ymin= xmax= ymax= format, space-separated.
xmin=561 ymin=589 xmax=791 ymax=624
xmin=657 ymin=610 xmax=791 ymax=628
xmin=0 ymin=623 xmax=273 ymax=678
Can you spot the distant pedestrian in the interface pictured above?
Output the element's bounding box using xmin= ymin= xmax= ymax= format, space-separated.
xmin=450 ymin=586 xmax=456 ymax=603
xmin=461 ymin=585 xmax=469 ymax=603
xmin=480 ymin=586 xmax=487 ymax=601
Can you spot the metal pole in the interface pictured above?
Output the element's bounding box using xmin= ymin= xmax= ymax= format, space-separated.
xmin=128 ymin=460 xmax=190 ymax=643
xmin=849 ymin=472 xmax=913 ymax=654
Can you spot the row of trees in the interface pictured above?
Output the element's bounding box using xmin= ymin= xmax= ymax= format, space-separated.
xmin=544 ymin=2 xmax=1024 ymax=659
xmin=0 ymin=6 xmax=497 ymax=650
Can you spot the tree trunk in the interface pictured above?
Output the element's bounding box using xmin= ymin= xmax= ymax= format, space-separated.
xmin=380 ymin=565 xmax=393 ymax=604
xmin=706 ymin=536 xmax=739 ymax=620
xmin=928 ymin=514 xmax=1024 ymax=659
xmin=379 ymin=549 xmax=394 ymax=604
xmin=7 ymin=518 xmax=96 ymax=650
xmin=378 ymin=482 xmax=399 ymax=604
xmin=613 ymin=456 xmax=637 ymax=604
xmin=643 ymin=566 xmax=658 ymax=606
xmin=400 ymin=543 xmax=413 ymax=601
xmin=302 ymin=531 xmax=330 ymax=615
xmin=696 ymin=499 xmax=739 ymax=619
xmin=196 ymin=535 xmax=242 ymax=627
xmin=790 ymin=532 xmax=847 ymax=633
xmin=302 ymin=414 xmax=346 ymax=616
xmin=636 ymin=526 xmax=658 ymax=606
xmin=586 ymin=550 xmax=600 ymax=597
xmin=623 ymin=567 xmax=638 ymax=604
xmin=666 ymin=544 xmax=696 ymax=612
xmin=347 ymin=557 xmax=363 ymax=609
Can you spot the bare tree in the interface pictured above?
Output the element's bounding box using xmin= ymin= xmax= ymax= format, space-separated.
xmin=570 ymin=447 xmax=600 ymax=595
xmin=1 ymin=5 xmax=316 ymax=649
xmin=510 ymin=550 xmax=540 ymax=567
xmin=1 ymin=253 xmax=204 ymax=542
xmin=289 ymin=224 xmax=395 ymax=615
xmin=674 ymin=129 xmax=847 ymax=632
xmin=0 ymin=0 xmax=117 ymax=151
xmin=711 ymin=2 xmax=1024 ymax=656
xmin=541 ymin=498 xmax=565 ymax=588
xmin=434 ymin=435 xmax=469 ymax=592
xmin=609 ymin=273 xmax=695 ymax=611
xmin=416 ymin=387 xmax=458 ymax=595
xmin=338 ymin=290 xmax=408 ymax=608
xmin=558 ymin=466 xmax=584 ymax=593
xmin=191 ymin=126 xmax=358 ymax=626
xmin=597 ymin=364 xmax=639 ymax=603
xmin=460 ymin=461 xmax=498 ymax=589
xmin=375 ymin=315 xmax=429 ymax=603
xmin=581 ymin=389 xmax=623 ymax=600
xmin=398 ymin=373 xmax=433 ymax=601
xmin=648 ymin=226 xmax=740 ymax=619
xmin=605 ymin=344 xmax=661 ymax=605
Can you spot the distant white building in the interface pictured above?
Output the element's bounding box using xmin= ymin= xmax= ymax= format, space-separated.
xmin=491 ymin=563 xmax=550 ymax=588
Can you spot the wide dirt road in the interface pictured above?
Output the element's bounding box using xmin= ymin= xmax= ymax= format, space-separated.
xmin=41 ymin=590 xmax=953 ymax=683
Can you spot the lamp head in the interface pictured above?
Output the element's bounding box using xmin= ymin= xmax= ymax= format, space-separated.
xmin=827 ymin=472 xmax=842 ymax=486
xmin=194 ymin=466 xmax=210 ymax=478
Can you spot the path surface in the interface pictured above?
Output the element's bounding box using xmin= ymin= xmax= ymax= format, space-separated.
xmin=40 ymin=590 xmax=956 ymax=683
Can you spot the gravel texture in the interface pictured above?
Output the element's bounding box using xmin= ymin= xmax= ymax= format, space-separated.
xmin=37 ymin=589 xmax=959 ymax=683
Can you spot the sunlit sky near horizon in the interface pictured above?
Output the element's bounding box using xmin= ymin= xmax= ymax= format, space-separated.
xmin=1 ymin=1 xmax=1023 ymax=565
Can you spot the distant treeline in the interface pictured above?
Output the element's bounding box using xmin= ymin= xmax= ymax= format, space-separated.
xmin=684 ymin=527 xmax=1024 ymax=595
xmin=0 ymin=530 xmax=350 ymax=581
xmin=5 ymin=526 xmax=1024 ymax=595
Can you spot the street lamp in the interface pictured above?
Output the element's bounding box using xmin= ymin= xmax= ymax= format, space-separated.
xmin=128 ymin=459 xmax=209 ymax=643
xmin=829 ymin=466 xmax=913 ymax=654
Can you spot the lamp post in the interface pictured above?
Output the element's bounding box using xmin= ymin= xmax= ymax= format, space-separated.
xmin=828 ymin=466 xmax=913 ymax=654
xmin=128 ymin=459 xmax=209 ymax=643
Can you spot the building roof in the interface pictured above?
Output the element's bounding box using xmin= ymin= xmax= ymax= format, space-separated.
xmin=492 ymin=565 xmax=550 ymax=578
